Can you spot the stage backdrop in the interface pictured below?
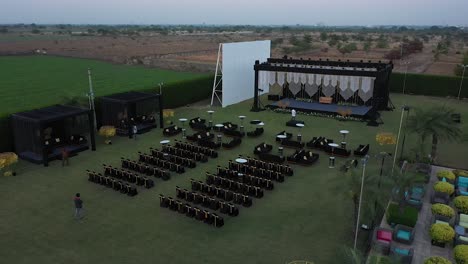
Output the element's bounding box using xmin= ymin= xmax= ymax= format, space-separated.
xmin=222 ymin=40 xmax=271 ymax=107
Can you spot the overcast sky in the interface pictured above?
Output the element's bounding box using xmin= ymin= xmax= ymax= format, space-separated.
xmin=1 ymin=0 xmax=467 ymax=26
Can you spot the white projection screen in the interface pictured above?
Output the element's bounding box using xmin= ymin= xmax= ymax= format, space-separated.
xmin=222 ymin=40 xmax=271 ymax=107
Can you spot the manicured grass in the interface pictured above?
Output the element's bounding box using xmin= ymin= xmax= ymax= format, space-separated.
xmin=0 ymin=93 xmax=467 ymax=264
xmin=0 ymin=55 xmax=205 ymax=117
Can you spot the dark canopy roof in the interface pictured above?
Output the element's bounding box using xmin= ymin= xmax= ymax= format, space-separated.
xmin=101 ymin=91 xmax=160 ymax=104
xmin=12 ymin=105 xmax=90 ymax=123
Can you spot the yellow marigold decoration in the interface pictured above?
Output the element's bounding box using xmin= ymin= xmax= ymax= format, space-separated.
xmin=0 ymin=159 xmax=5 ymax=170
xmin=337 ymin=108 xmax=352 ymax=117
xmin=0 ymin=152 xmax=18 ymax=168
xmin=376 ymin=132 xmax=397 ymax=145
xmin=99 ymin=126 xmax=116 ymax=144
xmin=163 ymin=109 xmax=175 ymax=118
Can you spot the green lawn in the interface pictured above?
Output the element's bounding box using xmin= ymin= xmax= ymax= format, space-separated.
xmin=0 ymin=55 xmax=205 ymax=117
xmin=0 ymin=94 xmax=467 ymax=264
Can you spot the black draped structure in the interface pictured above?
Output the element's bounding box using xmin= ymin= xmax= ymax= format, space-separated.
xmin=11 ymin=105 xmax=96 ymax=166
xmin=252 ymin=57 xmax=394 ymax=119
xmin=100 ymin=92 xmax=163 ymax=136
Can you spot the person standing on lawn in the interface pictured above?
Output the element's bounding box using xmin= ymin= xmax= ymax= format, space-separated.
xmin=61 ymin=147 xmax=69 ymax=166
xmin=291 ymin=109 xmax=296 ymax=120
xmin=74 ymin=193 xmax=83 ymax=220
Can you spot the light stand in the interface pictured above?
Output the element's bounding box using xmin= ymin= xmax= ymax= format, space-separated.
xmin=391 ymin=105 xmax=407 ymax=176
xmin=402 ymin=61 xmax=410 ymax=94
xmin=354 ymin=155 xmax=369 ymax=250
xmin=458 ymin=64 xmax=468 ymax=100
xmin=399 ymin=106 xmax=411 ymax=161
xmin=87 ymin=68 xmax=98 ymax=131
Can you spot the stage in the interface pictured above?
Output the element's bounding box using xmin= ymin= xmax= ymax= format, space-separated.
xmin=267 ymin=98 xmax=373 ymax=118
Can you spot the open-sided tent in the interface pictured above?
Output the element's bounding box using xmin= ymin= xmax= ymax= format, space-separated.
xmin=100 ymin=91 xmax=163 ymax=136
xmin=11 ymin=105 xmax=96 ymax=166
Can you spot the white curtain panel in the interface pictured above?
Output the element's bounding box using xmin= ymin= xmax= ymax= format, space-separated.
xmin=361 ymin=77 xmax=375 ymax=93
xmin=300 ymin=73 xmax=307 ymax=84
xmin=286 ymin=72 xmax=293 ymax=83
xmin=323 ymin=75 xmax=331 ymax=86
xmin=322 ymin=84 xmax=335 ymax=97
xmin=269 ymin=71 xmax=277 ymax=85
xmin=331 ymin=75 xmax=338 ymax=86
xmin=350 ymin=76 xmax=361 ymax=92
xmin=358 ymin=85 xmax=374 ymax=102
xmin=304 ymin=83 xmax=318 ymax=97
xmin=307 ymin=74 xmax=315 ymax=85
xmin=339 ymin=76 xmax=350 ymax=91
xmin=288 ymin=82 xmax=302 ymax=95
xmin=259 ymin=71 xmax=268 ymax=91
xmin=277 ymin=72 xmax=285 ymax=86
xmin=340 ymin=88 xmax=354 ymax=100
xmin=293 ymin=72 xmax=300 ymax=84
xmin=315 ymin=74 xmax=323 ymax=86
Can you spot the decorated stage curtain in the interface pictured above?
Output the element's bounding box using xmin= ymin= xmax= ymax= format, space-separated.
xmin=277 ymin=72 xmax=285 ymax=86
xmin=321 ymin=75 xmax=335 ymax=97
xmin=304 ymin=74 xmax=318 ymax=97
xmin=338 ymin=76 xmax=353 ymax=100
xmin=358 ymin=77 xmax=375 ymax=102
xmin=258 ymin=71 xmax=270 ymax=92
xmin=288 ymin=72 xmax=302 ymax=96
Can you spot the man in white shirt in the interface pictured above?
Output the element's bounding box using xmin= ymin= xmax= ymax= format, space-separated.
xmin=291 ymin=109 xmax=296 ymax=120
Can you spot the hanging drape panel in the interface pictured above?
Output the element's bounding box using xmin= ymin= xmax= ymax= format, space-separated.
xmin=358 ymin=77 xmax=375 ymax=102
xmin=269 ymin=71 xmax=277 ymax=85
xmin=277 ymin=72 xmax=285 ymax=86
xmin=331 ymin=75 xmax=338 ymax=87
xmin=304 ymin=74 xmax=318 ymax=97
xmin=258 ymin=71 xmax=269 ymax=92
xmin=315 ymin=74 xmax=322 ymax=86
xmin=293 ymin=72 xmax=300 ymax=84
xmin=300 ymin=73 xmax=307 ymax=84
xmin=286 ymin=72 xmax=293 ymax=83
xmin=321 ymin=75 xmax=335 ymax=97
xmin=350 ymin=76 xmax=361 ymax=92
xmin=339 ymin=76 xmax=350 ymax=90
xmin=322 ymin=75 xmax=331 ymax=87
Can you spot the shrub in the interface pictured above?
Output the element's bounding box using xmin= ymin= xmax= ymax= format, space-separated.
xmin=454 ymin=170 xmax=468 ymax=178
xmin=386 ymin=203 xmax=418 ymax=227
xmin=430 ymin=223 xmax=455 ymax=243
xmin=437 ymin=170 xmax=456 ymax=181
xmin=454 ymin=196 xmax=468 ymax=214
xmin=432 ymin=204 xmax=455 ymax=218
xmin=454 ymin=245 xmax=468 ymax=264
xmin=424 ymin=256 xmax=452 ymax=264
xmin=434 ymin=182 xmax=455 ymax=195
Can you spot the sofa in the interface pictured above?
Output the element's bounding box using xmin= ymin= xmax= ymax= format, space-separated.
xmin=287 ymin=150 xmax=319 ymax=166
xmin=276 ymin=131 xmax=293 ymax=142
xmin=432 ymin=214 xmax=453 ymax=226
xmin=389 ymin=245 xmax=413 ymax=264
xmin=163 ymin=125 xmax=182 ymax=137
xmin=392 ymin=225 xmax=415 ymax=244
xmin=372 ymin=228 xmax=393 ymax=254
xmin=186 ymin=131 xmax=214 ymax=142
xmin=455 ymin=233 xmax=468 ymax=246
xmin=457 ymin=176 xmax=468 ymax=196
xmin=281 ymin=139 xmax=305 ymax=149
xmin=457 ymin=213 xmax=468 ymax=229
xmin=306 ymin=137 xmax=334 ymax=151
xmin=253 ymin=142 xmax=273 ymax=155
xmin=324 ymin=145 xmax=351 ymax=157
xmin=222 ymin=137 xmax=242 ymax=149
xmin=257 ymin=153 xmax=285 ymax=164
xmin=247 ymin=127 xmax=264 ymax=137
xmin=198 ymin=139 xmax=221 ymax=149
xmin=405 ymin=185 xmax=425 ymax=210
xmin=223 ymin=129 xmax=245 ymax=138
xmin=430 ymin=191 xmax=450 ymax=204
xmin=222 ymin=122 xmax=238 ymax=131
xmin=353 ymin=144 xmax=370 ymax=156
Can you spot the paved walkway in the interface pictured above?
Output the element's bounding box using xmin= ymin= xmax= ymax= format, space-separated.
xmin=378 ymin=165 xmax=454 ymax=263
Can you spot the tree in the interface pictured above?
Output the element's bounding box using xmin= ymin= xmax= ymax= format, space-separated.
xmin=390 ymin=170 xmax=427 ymax=207
xmin=303 ymin=34 xmax=312 ymax=43
xmin=407 ymin=106 xmax=462 ymax=163
xmin=320 ymin=32 xmax=328 ymax=41
xmin=339 ymin=43 xmax=357 ymax=55
xmin=363 ymin=41 xmax=372 ymax=53
xmin=31 ymin=29 xmax=40 ymax=34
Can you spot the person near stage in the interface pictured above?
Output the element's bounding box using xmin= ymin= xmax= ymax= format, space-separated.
xmin=73 ymin=193 xmax=84 ymax=220
xmin=132 ymin=125 xmax=138 ymax=140
xmin=61 ymin=147 xmax=69 ymax=167
xmin=291 ymin=109 xmax=296 ymax=120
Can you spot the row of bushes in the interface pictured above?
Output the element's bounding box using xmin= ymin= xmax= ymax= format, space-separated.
xmin=389 ymin=72 xmax=468 ymax=98
xmin=425 ymin=245 xmax=468 ymax=264
xmin=0 ymin=75 xmax=213 ymax=152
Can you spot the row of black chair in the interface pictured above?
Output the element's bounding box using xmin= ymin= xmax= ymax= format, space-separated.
xmin=128 ymin=154 xmax=185 ymax=174
xmin=86 ymin=170 xmax=139 ymax=196
xmin=121 ymin=158 xmax=171 ymax=179
xmin=160 ymin=145 xmax=208 ymax=162
xmin=210 ymin=171 xmax=275 ymax=191
xmin=203 ymin=173 xmax=268 ymax=198
xmin=226 ymin=162 xmax=287 ymax=182
xmin=148 ymin=150 xmax=196 ymax=168
xmin=191 ymin=178 xmax=254 ymax=206
xmin=102 ymin=165 xmax=155 ymax=187
xmin=159 ymin=195 xmax=224 ymax=227
xmin=244 ymin=157 xmax=294 ymax=176
xmin=174 ymin=140 xmax=218 ymax=158
xmin=176 ymin=186 xmax=240 ymax=216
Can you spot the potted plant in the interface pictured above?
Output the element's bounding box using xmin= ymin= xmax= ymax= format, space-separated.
xmin=0 ymin=152 xmax=18 ymax=176
xmin=432 ymin=203 xmax=455 ymax=219
xmin=454 ymin=196 xmax=468 ymax=214
xmin=437 ymin=170 xmax=456 ymax=183
xmin=454 ymin=245 xmax=468 ymax=264
xmin=98 ymin=126 xmax=116 ymax=145
xmin=430 ymin=223 xmax=455 ymax=247
xmin=424 ymin=256 xmax=452 ymax=264
xmin=434 ymin=181 xmax=455 ymax=196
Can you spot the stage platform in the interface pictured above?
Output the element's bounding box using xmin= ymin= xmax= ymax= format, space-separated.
xmin=267 ymin=98 xmax=373 ymax=118
xmin=19 ymin=144 xmax=89 ymax=164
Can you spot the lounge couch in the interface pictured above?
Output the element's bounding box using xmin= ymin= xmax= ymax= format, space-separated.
xmin=163 ymin=125 xmax=182 ymax=137
xmin=324 ymin=145 xmax=351 ymax=157
xmin=186 ymin=131 xmax=214 ymax=142
xmin=198 ymin=139 xmax=221 ymax=149
xmin=247 ymin=127 xmax=264 ymax=137
xmin=281 ymin=139 xmax=305 ymax=149
xmin=457 ymin=213 xmax=468 ymax=229
xmin=222 ymin=137 xmax=242 ymax=149
xmin=389 ymin=245 xmax=413 ymax=264
xmin=432 ymin=214 xmax=454 ymax=226
xmin=253 ymin=142 xmax=273 ymax=155
xmin=223 ymin=129 xmax=245 ymax=138
xmin=405 ymin=185 xmax=425 ymax=210
xmin=430 ymin=191 xmax=450 ymax=204
xmin=287 ymin=150 xmax=319 ymax=166
xmin=222 ymin=122 xmax=238 ymax=131
xmin=392 ymin=225 xmax=415 ymax=244
xmin=372 ymin=228 xmax=392 ymax=255
xmin=306 ymin=137 xmax=334 ymax=151
xmin=457 ymin=176 xmax=468 ymax=196
xmin=276 ymin=131 xmax=293 ymax=142
xmin=353 ymin=144 xmax=370 ymax=156
xmin=257 ymin=153 xmax=285 ymax=163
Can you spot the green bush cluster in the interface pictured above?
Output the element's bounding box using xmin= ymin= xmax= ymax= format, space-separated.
xmin=455 ymin=245 xmax=468 ymax=264
xmin=432 ymin=204 xmax=455 ymax=218
xmin=434 ymin=182 xmax=455 ymax=195
xmin=454 ymin=196 xmax=468 ymax=214
xmin=437 ymin=170 xmax=456 ymax=182
xmin=386 ymin=203 xmax=418 ymax=227
xmin=424 ymin=256 xmax=452 ymax=264
xmin=430 ymin=223 xmax=455 ymax=243
xmin=454 ymin=170 xmax=468 ymax=178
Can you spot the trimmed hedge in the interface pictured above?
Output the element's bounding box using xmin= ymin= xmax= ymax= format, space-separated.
xmin=386 ymin=202 xmax=418 ymax=227
xmin=0 ymin=75 xmax=213 ymax=152
xmin=455 ymin=245 xmax=468 ymax=264
xmin=430 ymin=223 xmax=455 ymax=243
xmin=432 ymin=203 xmax=455 ymax=218
xmin=434 ymin=182 xmax=455 ymax=195
xmin=424 ymin=256 xmax=452 ymax=264
xmin=389 ymin=72 xmax=468 ymax=98
xmin=454 ymin=196 xmax=468 ymax=214
xmin=437 ymin=170 xmax=457 ymax=182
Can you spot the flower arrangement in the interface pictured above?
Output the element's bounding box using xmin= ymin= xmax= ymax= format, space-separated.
xmin=433 ymin=182 xmax=455 ymax=195
xmin=454 ymin=245 xmax=468 ymax=264
xmin=431 ymin=204 xmax=455 ymax=218
xmin=272 ymin=108 xmax=362 ymax=122
xmin=437 ymin=170 xmax=456 ymax=182
xmin=430 ymin=223 xmax=455 ymax=244
xmin=454 ymin=196 xmax=468 ymax=214
xmin=98 ymin=126 xmax=116 ymax=145
xmin=0 ymin=152 xmax=18 ymax=176
xmin=163 ymin=109 xmax=175 ymax=118
xmin=376 ymin=133 xmax=397 ymax=145
xmin=424 ymin=256 xmax=452 ymax=264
